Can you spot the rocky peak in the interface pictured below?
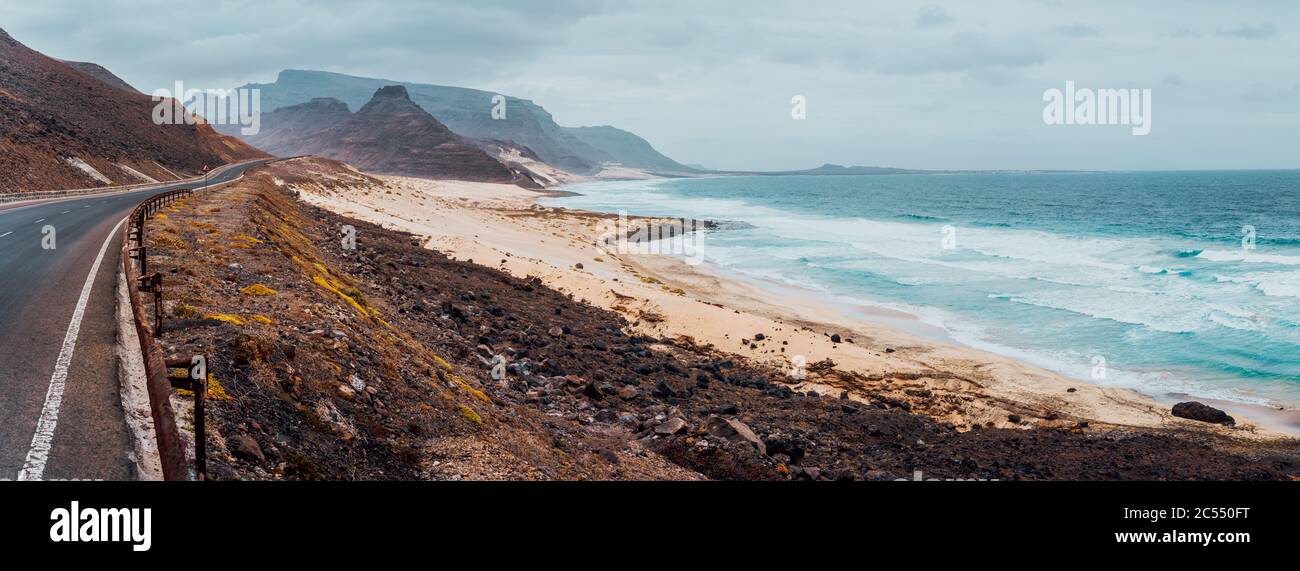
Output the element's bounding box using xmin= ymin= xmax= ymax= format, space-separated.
xmin=372 ymin=85 xmax=410 ymax=100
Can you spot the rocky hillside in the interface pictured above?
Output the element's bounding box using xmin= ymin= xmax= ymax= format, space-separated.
xmin=229 ymin=69 xmax=695 ymax=175
xmin=257 ymin=86 xmax=521 ymax=184
xmin=564 ymin=125 xmax=693 ymax=172
xmin=140 ymin=157 xmax=1300 ymax=481
xmin=0 ymin=28 xmax=267 ymax=193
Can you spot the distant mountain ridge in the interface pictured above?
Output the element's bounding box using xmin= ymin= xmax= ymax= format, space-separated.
xmin=230 ymin=69 xmax=695 ymax=175
xmin=259 ymin=85 xmax=520 ymax=184
xmin=241 ymin=97 xmax=351 ymax=157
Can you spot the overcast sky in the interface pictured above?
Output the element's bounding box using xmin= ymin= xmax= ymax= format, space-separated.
xmin=4 ymin=0 xmax=1298 ymax=171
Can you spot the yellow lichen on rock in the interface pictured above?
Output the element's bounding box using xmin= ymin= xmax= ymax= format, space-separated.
xmin=240 ymin=283 xmax=277 ymax=296
xmin=177 ymin=374 xmax=233 ymax=401
xmin=431 ymin=354 xmax=453 ymax=371
xmin=459 ymin=405 xmax=484 ymax=426
xmin=454 ymin=376 xmax=491 ymax=403
xmin=205 ymin=313 xmax=247 ymax=326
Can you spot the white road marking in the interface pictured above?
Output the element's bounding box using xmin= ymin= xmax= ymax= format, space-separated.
xmin=61 ymin=210 xmax=70 ymax=214
xmin=17 ymin=216 xmax=127 ymax=481
xmin=34 ymin=219 xmax=44 ymax=224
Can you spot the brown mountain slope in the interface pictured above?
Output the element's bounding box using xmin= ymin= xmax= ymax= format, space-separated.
xmin=0 ymin=28 xmax=267 ymax=193
xmin=256 ymin=85 xmax=518 ymax=184
xmin=60 ymin=60 xmax=139 ymax=93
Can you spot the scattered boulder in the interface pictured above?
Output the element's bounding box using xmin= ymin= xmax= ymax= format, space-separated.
xmin=705 ymin=416 xmax=767 ymax=455
xmin=654 ymin=376 xmax=694 ymax=399
xmin=654 ymin=417 xmax=687 ymax=435
xmin=1172 ymin=402 xmax=1235 ymax=426
xmin=229 ymin=433 xmax=265 ymax=463
xmin=830 ymin=334 xmax=842 ymax=343
xmin=763 ymin=435 xmax=805 ymax=464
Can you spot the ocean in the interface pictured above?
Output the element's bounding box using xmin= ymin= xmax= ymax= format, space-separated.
xmin=543 ymin=171 xmax=1300 ymax=408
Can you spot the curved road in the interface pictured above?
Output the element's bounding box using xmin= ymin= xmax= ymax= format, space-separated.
xmin=0 ymin=160 xmax=271 ymax=480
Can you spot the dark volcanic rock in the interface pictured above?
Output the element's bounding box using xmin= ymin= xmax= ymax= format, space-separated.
xmin=654 ymin=417 xmax=687 ymax=435
xmin=706 ymin=416 xmax=766 ymax=455
xmin=1171 ymin=402 xmax=1235 ymax=426
xmin=229 ymin=433 xmax=265 ymax=463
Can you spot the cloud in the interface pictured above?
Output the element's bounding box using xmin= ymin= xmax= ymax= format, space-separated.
xmin=2 ymin=0 xmax=607 ymax=90
xmin=1215 ymin=24 xmax=1278 ymax=40
xmin=1055 ymin=24 xmax=1101 ymax=38
xmin=876 ymin=31 xmax=1045 ymax=77
xmin=2 ymin=0 xmax=1298 ymax=171
xmin=915 ymin=5 xmax=955 ymax=28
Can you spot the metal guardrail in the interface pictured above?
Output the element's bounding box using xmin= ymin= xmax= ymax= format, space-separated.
xmin=121 ymin=188 xmax=199 ymax=480
xmin=115 ymin=159 xmax=273 ymax=480
xmin=0 ymin=181 xmax=163 ymax=205
xmin=114 ymin=159 xmax=272 ymax=480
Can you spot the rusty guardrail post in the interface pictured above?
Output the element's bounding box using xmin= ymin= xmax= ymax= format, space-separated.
xmin=166 ymin=355 xmax=207 ymax=480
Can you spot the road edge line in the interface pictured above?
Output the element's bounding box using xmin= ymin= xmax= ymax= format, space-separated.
xmin=17 ymin=216 xmax=128 ymax=480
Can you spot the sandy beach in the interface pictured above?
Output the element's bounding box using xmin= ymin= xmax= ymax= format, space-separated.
xmin=283 ymin=165 xmax=1298 ymax=440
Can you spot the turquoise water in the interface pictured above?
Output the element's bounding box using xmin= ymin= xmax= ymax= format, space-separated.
xmin=544 ymin=171 xmax=1300 ymax=407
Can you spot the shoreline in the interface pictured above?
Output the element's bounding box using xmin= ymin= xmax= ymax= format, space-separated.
xmin=290 ymin=168 xmax=1299 ymax=440
xmin=681 ymin=254 xmax=1300 ymax=436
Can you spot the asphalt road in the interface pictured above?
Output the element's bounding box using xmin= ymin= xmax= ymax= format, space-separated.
xmin=0 ymin=160 xmax=271 ymax=480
